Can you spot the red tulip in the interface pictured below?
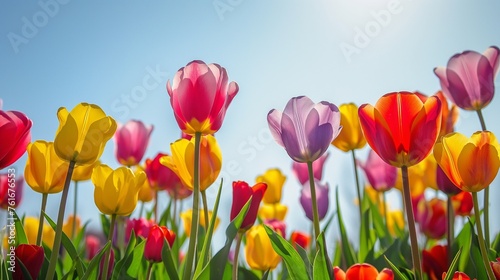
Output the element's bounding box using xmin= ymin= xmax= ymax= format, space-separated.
xmin=0 ymin=173 xmax=23 ymax=209
xmin=290 ymin=231 xmax=310 ymax=250
xmin=145 ymin=153 xmax=185 ymax=192
xmin=0 ymin=109 xmax=32 ymax=169
xmin=451 ymin=192 xmax=473 ymax=217
xmin=422 ymin=245 xmax=448 ymax=280
xmin=114 ymin=120 xmax=153 ymax=166
xmin=167 ymin=60 xmax=239 ymax=135
xmin=358 ymin=91 xmax=442 ymax=167
xmin=417 ymin=198 xmax=447 ymax=239
xmin=13 ymin=244 xmax=44 ymax=280
xmin=490 ymin=257 xmax=500 ymax=280
xmin=144 ymin=225 xmax=176 ymax=263
xmin=230 ymin=181 xmax=267 ymax=231
xmin=441 ymin=271 xmax=471 ymax=280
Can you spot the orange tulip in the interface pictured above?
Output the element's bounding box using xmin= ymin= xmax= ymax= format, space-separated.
xmin=359 ymin=91 xmax=442 ymax=167
xmin=335 ymin=263 xmax=394 ymax=280
xmin=434 ymin=131 xmax=500 ymax=192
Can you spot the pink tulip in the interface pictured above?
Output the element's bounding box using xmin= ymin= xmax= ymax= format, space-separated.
xmin=292 ymin=152 xmax=329 ymax=186
xmin=145 ymin=153 xmax=185 ymax=192
xmin=0 ymin=173 xmax=23 ymax=209
xmin=114 ymin=120 xmax=153 ymax=166
xmin=357 ymin=149 xmax=397 ymax=192
xmin=0 ymin=108 xmax=32 ymax=169
xmin=167 ymin=60 xmax=238 ymax=135
xmin=125 ymin=218 xmax=154 ymax=242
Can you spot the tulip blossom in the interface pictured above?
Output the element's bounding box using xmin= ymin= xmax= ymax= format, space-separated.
xmin=258 ymin=202 xmax=288 ymax=221
xmin=332 ymin=103 xmax=366 ymax=152
xmin=490 ymin=258 xmax=500 ymax=280
xmin=13 ymin=244 xmax=44 ymax=280
xmin=434 ymin=46 xmax=499 ymax=110
xmin=292 ymin=152 xmax=329 ymax=186
xmin=290 ymin=231 xmax=310 ymax=250
xmin=441 ymin=272 xmax=471 ymax=280
xmin=357 ymin=149 xmax=397 ymax=192
xmin=417 ymin=198 xmax=447 ymax=240
xmin=300 ymin=180 xmax=329 ymax=221
xmin=436 ymin=164 xmax=461 ymax=196
xmin=359 ymin=92 xmax=442 ymax=167
xmin=125 ymin=218 xmax=154 ymax=242
xmin=161 ymin=135 xmax=222 ymax=191
xmin=393 ymin=154 xmax=438 ymax=197
xmin=144 ymin=225 xmax=176 ymax=263
xmin=386 ymin=210 xmax=404 ymax=237
xmin=180 ymin=209 xmax=220 ymax=236
xmin=335 ymin=263 xmax=394 ymax=280
xmin=0 ymin=108 xmax=32 ymax=169
xmin=62 ymin=215 xmax=81 ymax=238
xmin=451 ymin=191 xmax=473 ymax=217
xmin=231 ymin=181 xmax=267 ymax=230
xmin=85 ymin=234 xmax=101 ymax=260
xmin=245 ymin=224 xmax=281 ymax=271
xmin=145 ymin=153 xmax=184 ymax=192
xmin=114 ymin=120 xmax=153 ymax=166
xmin=268 ymin=96 xmax=342 ymax=163
xmin=24 ymin=141 xmax=69 ymax=194
xmin=136 ymin=166 xmax=155 ymax=202
xmin=0 ymin=173 xmax=23 ymax=209
xmin=334 ymin=267 xmax=347 ymax=280
xmin=435 ymin=91 xmax=459 ymax=138
xmin=434 ymin=131 xmax=500 ymax=193
xmin=255 ymin=168 xmax=286 ymax=204
xmin=72 ymin=160 xmax=100 ymax=182
xmin=422 ymin=245 xmax=448 ymax=280
xmin=54 ymin=103 xmax=117 ymax=164
xmin=91 ymin=164 xmax=146 ymax=216
xmin=167 ymin=60 xmax=238 ymax=135
xmin=23 ymin=216 xmax=54 ymax=247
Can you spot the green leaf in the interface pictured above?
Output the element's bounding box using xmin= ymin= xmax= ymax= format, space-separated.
xmin=81 ymin=241 xmax=111 ymax=280
xmin=359 ymin=201 xmax=375 ymax=263
xmin=443 ymin=248 xmax=462 ymax=280
xmin=12 ymin=210 xmax=28 ymax=245
xmin=313 ymin=233 xmax=331 ymax=280
xmin=335 ymin=187 xmax=357 ymax=267
xmin=264 ymin=225 xmax=310 ymax=280
xmin=100 ymin=214 xmax=110 ymax=238
xmin=162 ymin=236 xmax=180 ymax=280
xmin=112 ymin=231 xmax=137 ymax=280
xmin=115 ymin=239 xmax=146 ymax=279
xmin=384 ymin=255 xmax=409 ymax=280
xmin=295 ymin=243 xmax=312 ymax=278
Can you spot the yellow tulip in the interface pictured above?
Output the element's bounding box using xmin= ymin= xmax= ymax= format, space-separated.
xmin=136 ymin=166 xmax=154 ymax=203
xmin=24 ymin=217 xmax=55 ymax=247
xmin=256 ymin=168 xmax=286 ymax=204
xmin=245 ymin=224 xmax=281 ymax=271
xmin=180 ymin=209 xmax=220 ymax=236
xmin=258 ymin=203 xmax=288 ymax=221
xmin=62 ymin=215 xmax=81 ymax=238
xmin=54 ymin=103 xmax=117 ymax=164
xmin=434 ymin=131 xmax=500 ymax=192
xmin=24 ymin=141 xmax=69 ymax=194
xmin=72 ymin=160 xmax=100 ymax=182
xmin=394 ymin=154 xmax=437 ymax=196
xmin=387 ymin=210 xmax=404 ymax=237
xmin=91 ymin=164 xmax=146 ymax=216
xmin=331 ymin=103 xmax=366 ymax=152
xmin=160 ymin=135 xmax=222 ymax=191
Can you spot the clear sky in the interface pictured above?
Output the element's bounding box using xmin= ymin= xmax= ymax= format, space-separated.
xmin=2 ymin=0 xmax=500 ymax=251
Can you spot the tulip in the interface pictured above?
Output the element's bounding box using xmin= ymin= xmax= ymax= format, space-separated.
xmin=0 ymin=173 xmax=23 ymax=209
xmin=290 ymin=231 xmax=310 ymax=250
xmin=268 ymin=96 xmax=341 ymax=163
xmin=144 ymin=153 xmax=179 ymax=191
xmin=386 ymin=210 xmax=404 ymax=237
xmin=335 ymin=263 xmax=394 ymax=280
xmin=245 ymin=224 xmax=281 ymax=271
xmin=167 ymin=60 xmax=239 ymax=135
xmin=434 ymin=46 xmax=499 ymax=111
xmin=435 ymin=91 xmax=459 ymax=138
xmin=136 ymin=166 xmax=155 ymax=203
xmin=258 ymin=202 xmax=288 ymax=221
xmin=300 ymin=180 xmax=329 ymax=221
xmin=125 ymin=218 xmax=154 ymax=242
xmin=24 ymin=141 xmax=69 ymax=194
xmin=72 ymin=160 xmax=100 ymax=182
xmin=85 ymin=234 xmax=101 ymax=260
xmin=255 ymin=168 xmax=286 ymax=204
xmin=144 ymin=225 xmax=176 ymax=263
xmin=291 ymin=152 xmax=329 ymax=186
xmin=422 ymin=245 xmax=448 ymax=280
xmin=230 ymin=181 xmax=267 ymax=231
xmin=115 ymin=120 xmax=153 ymax=166
xmin=0 ymin=108 xmax=32 ymax=169
xmin=332 ymin=103 xmax=366 ymax=152
xmin=451 ymin=191 xmax=473 ymax=217
xmin=180 ymin=209 xmax=220 ymax=236
xmin=490 ymin=258 xmax=500 ymax=280
xmin=417 ymin=198 xmax=447 ymax=240
xmin=92 ymin=164 xmax=146 ymax=216
xmin=264 ymin=219 xmax=286 ymax=237
xmin=160 ymin=135 xmax=222 ymax=191
xmin=434 ymin=131 xmax=500 ymax=193
xmin=13 ymin=244 xmax=44 ymax=280
xmin=436 ymin=164 xmax=461 ymax=196
xmin=357 ymin=149 xmax=397 ymax=192
xmin=441 ymin=272 xmax=471 ymax=280
xmin=23 ymin=216 xmax=55 ymax=247
xmin=62 ymin=215 xmax=81 ymax=238
xmin=54 ymin=103 xmax=117 ymax=165
xmin=333 ymin=266 xmax=346 ymax=280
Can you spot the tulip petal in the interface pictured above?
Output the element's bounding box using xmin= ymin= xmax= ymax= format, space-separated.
xmin=267 ymin=109 xmax=284 ymax=147
xmin=484 ymin=46 xmax=500 ymax=77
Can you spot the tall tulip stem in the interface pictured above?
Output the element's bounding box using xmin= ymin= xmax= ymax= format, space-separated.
xmin=307 ymin=161 xmax=321 ymax=245
xmin=102 ymin=214 xmax=116 ymax=280
xmin=232 ymin=231 xmax=243 ymax=280
xmin=183 ymin=132 xmax=201 ymax=280
xmin=401 ymin=165 xmax=422 ymax=280
xmin=476 ymin=109 xmax=490 ymax=246
xmin=36 ymin=193 xmax=48 ymax=246
xmin=201 ymin=190 xmax=209 ymax=231
xmin=446 ymin=195 xmax=455 ymax=265
xmin=45 ymin=160 xmax=76 ymax=280
xmin=472 ymin=192 xmax=495 ymax=280
xmin=72 ymin=181 xmax=78 ymax=239
xmin=351 ymin=150 xmax=363 ymax=220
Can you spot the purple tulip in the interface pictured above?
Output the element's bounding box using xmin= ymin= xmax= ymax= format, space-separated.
xmin=436 ymin=164 xmax=461 ymax=196
xmin=434 ymin=46 xmax=499 ymax=110
xmin=114 ymin=120 xmax=154 ymax=166
xmin=292 ymin=152 xmax=329 ymax=186
xmin=267 ymin=96 xmax=342 ymax=163
xmin=300 ymin=180 xmax=329 ymax=221
xmin=357 ymin=149 xmax=397 ymax=192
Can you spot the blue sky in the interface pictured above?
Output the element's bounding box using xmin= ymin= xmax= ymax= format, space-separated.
xmin=2 ymin=0 xmax=500 ymax=251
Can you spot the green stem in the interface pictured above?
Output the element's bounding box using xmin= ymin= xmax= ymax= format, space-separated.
xmin=446 ymin=195 xmax=455 ymax=266
xmin=72 ymin=181 xmax=78 ymax=239
xmin=232 ymin=232 xmax=243 ymax=280
xmin=117 ymin=216 xmax=125 ymax=257
xmin=476 ymin=109 xmax=490 ymax=246
xmin=182 ymin=132 xmax=202 ymax=280
xmin=306 ymin=161 xmax=321 ymax=245
xmin=472 ymin=192 xmax=495 ymax=280
xmin=101 ymin=214 xmax=116 ymax=280
xmin=154 ymin=190 xmax=159 ymax=223
xmin=36 ymin=193 xmax=48 ymax=246
xmin=45 ymin=160 xmax=75 ymax=280
xmin=201 ymin=190 xmax=209 ymax=231
xmin=401 ymin=165 xmax=422 ymax=280
xmin=382 ymin=192 xmax=388 ymax=230
xmin=146 ymin=262 xmax=154 ymax=280
xmin=351 ymin=150 xmax=362 ymax=220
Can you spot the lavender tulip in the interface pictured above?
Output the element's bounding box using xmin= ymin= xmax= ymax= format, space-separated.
xmin=300 ymin=180 xmax=329 ymax=221
xmin=357 ymin=149 xmax=397 ymax=192
xmin=267 ymin=96 xmax=341 ymax=163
